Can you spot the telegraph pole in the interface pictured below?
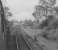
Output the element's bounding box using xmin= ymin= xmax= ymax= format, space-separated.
xmin=0 ymin=0 xmax=7 ymax=41
xmin=0 ymin=0 xmax=10 ymax=40
xmin=0 ymin=0 xmax=5 ymax=33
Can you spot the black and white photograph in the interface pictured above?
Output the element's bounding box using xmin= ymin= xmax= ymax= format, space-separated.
xmin=0 ymin=0 xmax=58 ymax=50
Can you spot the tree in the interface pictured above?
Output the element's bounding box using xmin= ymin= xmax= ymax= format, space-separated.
xmin=39 ymin=0 xmax=56 ymax=8
xmin=4 ymin=7 xmax=12 ymax=18
xmin=32 ymin=0 xmax=57 ymax=29
xmin=23 ymin=19 xmax=33 ymax=26
xmin=33 ymin=0 xmax=57 ymax=21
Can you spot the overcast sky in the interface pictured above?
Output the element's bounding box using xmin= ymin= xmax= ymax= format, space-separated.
xmin=2 ymin=0 xmax=39 ymax=21
xmin=2 ymin=0 xmax=58 ymax=21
